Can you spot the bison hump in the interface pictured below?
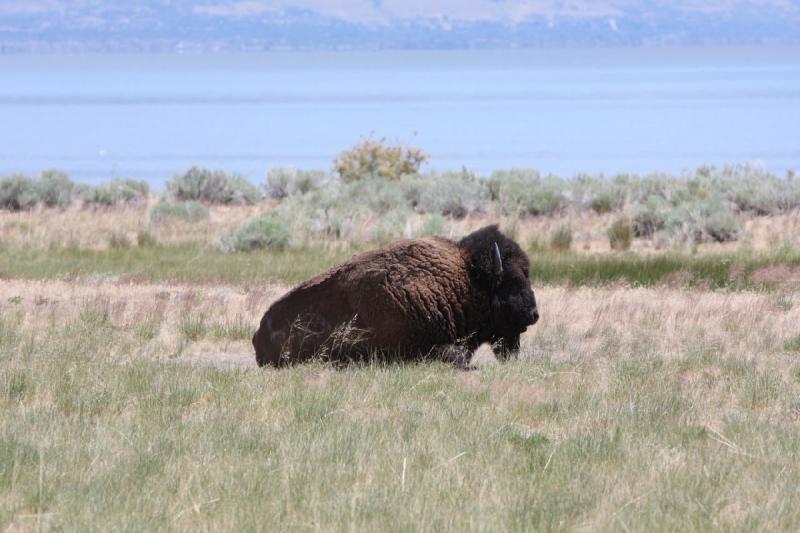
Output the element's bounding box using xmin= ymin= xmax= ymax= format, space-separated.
xmin=346 ymin=238 xmax=473 ymax=343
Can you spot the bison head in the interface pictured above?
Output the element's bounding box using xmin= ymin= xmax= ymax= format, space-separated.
xmin=459 ymin=225 xmax=539 ymax=359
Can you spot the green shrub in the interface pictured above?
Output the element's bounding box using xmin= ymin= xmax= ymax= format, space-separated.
xmin=265 ymin=168 xmax=327 ymax=199
xmin=488 ymin=170 xmax=567 ymax=216
xmin=167 ymin=166 xmax=262 ymax=205
xmin=271 ymin=186 xmax=364 ymax=241
xmin=549 ymin=225 xmax=573 ymax=252
xmin=629 ymin=173 xmax=676 ymax=205
xmin=407 ymin=169 xmax=488 ymax=218
xmin=0 ymin=174 xmax=39 ymax=211
xmin=417 ymin=214 xmax=448 ymax=237
xmin=370 ymin=209 xmax=411 ymax=245
xmin=341 ymin=177 xmax=408 ymax=214
xmin=701 ymin=197 xmax=742 ymax=242
xmin=149 ymin=200 xmax=210 ymax=224
xmin=219 ymin=214 xmax=291 ymax=253
xmin=632 ymin=196 xmax=668 ymax=238
xmin=608 ymin=217 xmax=634 ymax=251
xmin=572 ymin=173 xmax=628 ymax=213
xmin=665 ymin=195 xmax=741 ymax=243
xmin=79 ymin=179 xmax=149 ymax=207
xmin=590 ymin=194 xmax=614 ymax=214
xmin=709 ymin=164 xmax=786 ymax=215
xmin=36 ymin=170 xmax=74 ymax=208
xmin=334 ymin=137 xmax=429 ymax=182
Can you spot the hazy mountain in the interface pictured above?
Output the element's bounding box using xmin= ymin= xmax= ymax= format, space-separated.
xmin=1 ymin=0 xmax=799 ymax=52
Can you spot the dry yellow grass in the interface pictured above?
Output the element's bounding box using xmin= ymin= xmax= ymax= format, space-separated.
xmin=2 ymin=279 xmax=798 ymax=374
xmin=2 ymin=202 xmax=799 ymax=253
xmin=2 ymin=278 xmax=800 ymax=530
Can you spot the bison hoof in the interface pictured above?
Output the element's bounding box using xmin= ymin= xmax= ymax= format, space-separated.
xmin=492 ymin=336 xmax=521 ymax=361
xmin=436 ymin=345 xmax=472 ymax=370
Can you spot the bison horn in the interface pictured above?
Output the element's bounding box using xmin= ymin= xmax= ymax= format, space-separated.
xmin=492 ymin=242 xmax=503 ymax=276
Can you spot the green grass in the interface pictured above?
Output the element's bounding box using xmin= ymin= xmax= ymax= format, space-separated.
xmin=1 ymin=305 xmax=799 ymax=530
xmin=785 ymin=334 xmax=800 ymax=352
xmin=1 ymin=242 xmax=799 ymax=289
xmin=533 ymin=248 xmax=800 ymax=289
xmin=0 ymin=243 xmax=354 ymax=286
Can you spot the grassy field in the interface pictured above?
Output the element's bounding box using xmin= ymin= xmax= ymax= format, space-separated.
xmin=2 ymin=278 xmax=800 ymax=531
xmin=2 ymin=242 xmax=800 ymax=290
xmin=2 ymin=204 xmax=800 ymax=530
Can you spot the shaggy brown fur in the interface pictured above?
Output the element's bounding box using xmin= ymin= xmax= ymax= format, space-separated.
xmin=252 ymin=225 xmax=538 ymax=367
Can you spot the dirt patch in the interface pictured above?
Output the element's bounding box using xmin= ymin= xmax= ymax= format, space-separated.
xmin=345 ymin=406 xmax=391 ymax=422
xmin=116 ymin=272 xmax=152 ymax=285
xmin=662 ymin=269 xmax=693 ymax=288
xmin=679 ymin=367 xmax=722 ymax=388
xmin=457 ymin=373 xmax=485 ymax=395
xmin=491 ymin=378 xmax=551 ymax=405
xmin=750 ymin=265 xmax=800 ymax=288
xmin=305 ymin=368 xmax=332 ymax=387
xmin=178 ymin=344 xmax=256 ymax=370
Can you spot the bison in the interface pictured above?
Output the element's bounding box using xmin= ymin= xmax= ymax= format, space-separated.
xmin=252 ymin=225 xmax=538 ymax=368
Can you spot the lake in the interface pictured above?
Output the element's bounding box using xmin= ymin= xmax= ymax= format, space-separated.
xmin=0 ymin=47 xmax=798 ymax=188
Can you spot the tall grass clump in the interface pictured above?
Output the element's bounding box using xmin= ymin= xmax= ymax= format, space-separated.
xmin=77 ymin=178 xmax=149 ymax=207
xmin=608 ymin=216 xmax=634 ymax=251
xmin=549 ymin=225 xmax=573 ymax=252
xmin=784 ymin=334 xmax=800 ymax=353
xmin=136 ymin=230 xmax=158 ymax=248
xmin=334 ymin=136 xmax=429 ymax=182
xmin=265 ymin=168 xmax=327 ymax=199
xmin=218 ymin=214 xmax=291 ymax=253
xmin=108 ymin=232 xmax=131 ymax=249
xmin=149 ymin=200 xmax=210 ymax=224
xmin=167 ymin=166 xmax=262 ymax=205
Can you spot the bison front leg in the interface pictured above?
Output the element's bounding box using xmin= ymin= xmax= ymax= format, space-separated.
xmin=432 ymin=344 xmax=473 ymax=370
xmin=492 ymin=335 xmax=520 ymax=362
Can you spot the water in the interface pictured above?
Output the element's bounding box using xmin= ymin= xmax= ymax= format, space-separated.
xmin=0 ymin=47 xmax=798 ymax=188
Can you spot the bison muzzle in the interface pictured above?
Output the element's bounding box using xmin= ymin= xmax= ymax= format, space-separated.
xmin=252 ymin=225 xmax=538 ymax=368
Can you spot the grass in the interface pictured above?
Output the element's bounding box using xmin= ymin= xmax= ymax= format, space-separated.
xmin=0 ymin=243 xmax=354 ymax=285
xmin=1 ymin=241 xmax=799 ymax=290
xmin=1 ymin=282 xmax=799 ymax=530
xmin=1 ymin=196 xmax=800 ymax=529
xmin=533 ymin=248 xmax=800 ymax=289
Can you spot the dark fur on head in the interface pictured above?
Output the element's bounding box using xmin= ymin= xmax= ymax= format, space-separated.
xmin=458 ymin=225 xmax=539 ymax=358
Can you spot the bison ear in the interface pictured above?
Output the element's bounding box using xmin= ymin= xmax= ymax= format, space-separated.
xmin=492 ymin=242 xmax=503 ymax=277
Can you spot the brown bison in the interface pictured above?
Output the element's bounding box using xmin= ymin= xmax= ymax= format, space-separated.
xmin=252 ymin=225 xmax=538 ymax=368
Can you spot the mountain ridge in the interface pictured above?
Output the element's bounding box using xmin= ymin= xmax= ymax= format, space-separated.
xmin=2 ymin=1 xmax=799 ymax=52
